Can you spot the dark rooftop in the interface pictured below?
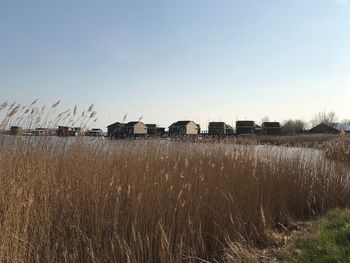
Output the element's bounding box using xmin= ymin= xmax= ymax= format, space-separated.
xmin=107 ymin=122 xmax=125 ymax=128
xmin=125 ymin=121 xmax=144 ymax=127
xmin=262 ymin=122 xmax=281 ymax=128
xmin=236 ymin=121 xmax=255 ymax=127
xmin=169 ymin=121 xmax=193 ymax=127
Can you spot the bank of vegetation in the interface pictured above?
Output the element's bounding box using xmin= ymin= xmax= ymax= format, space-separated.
xmin=0 ymin=137 xmax=349 ymax=262
xmin=1 ymin=101 xmax=350 ymax=262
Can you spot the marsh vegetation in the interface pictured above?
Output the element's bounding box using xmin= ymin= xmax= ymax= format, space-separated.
xmin=1 ymin=101 xmax=350 ymax=262
xmin=0 ymin=136 xmax=349 ymax=262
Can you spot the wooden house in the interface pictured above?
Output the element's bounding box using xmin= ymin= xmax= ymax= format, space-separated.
xmin=331 ymin=123 xmax=350 ymax=134
xmin=236 ymin=121 xmax=255 ymax=135
xmin=122 ymin=122 xmax=147 ymax=137
xmin=69 ymin=127 xmax=83 ymax=136
xmin=168 ymin=121 xmax=199 ymax=136
xmin=34 ymin=128 xmax=51 ymax=136
xmin=146 ymin=124 xmax=165 ymax=136
xmin=107 ymin=122 xmax=125 ymax=137
xmin=85 ymin=128 xmax=103 ymax=136
xmin=10 ymin=126 xmax=22 ymax=135
xmin=262 ymin=122 xmax=282 ymax=135
xmin=57 ymin=126 xmax=69 ymax=136
xmin=309 ymin=123 xmax=339 ymax=134
xmin=156 ymin=127 xmax=166 ymax=136
xmin=208 ymin=122 xmax=234 ymax=136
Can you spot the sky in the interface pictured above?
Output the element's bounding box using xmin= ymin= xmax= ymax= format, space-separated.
xmin=1 ymin=0 xmax=350 ymax=130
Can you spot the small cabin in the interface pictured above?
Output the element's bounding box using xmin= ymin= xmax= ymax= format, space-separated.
xmin=156 ymin=127 xmax=166 ymax=136
xmin=122 ymin=122 xmax=147 ymax=137
xmin=57 ymin=126 xmax=70 ymax=136
xmin=309 ymin=123 xmax=339 ymax=134
xmin=34 ymin=128 xmax=50 ymax=136
xmin=208 ymin=122 xmax=234 ymax=136
xmin=85 ymin=128 xmax=103 ymax=136
xmin=69 ymin=127 xmax=83 ymax=136
xmin=10 ymin=126 xmax=22 ymax=135
xmin=262 ymin=122 xmax=282 ymax=135
xmin=168 ymin=121 xmax=199 ymax=136
xmin=107 ymin=122 xmax=125 ymax=137
xmin=330 ymin=123 xmax=350 ymax=134
xmin=236 ymin=121 xmax=255 ymax=135
xmin=146 ymin=124 xmax=165 ymax=136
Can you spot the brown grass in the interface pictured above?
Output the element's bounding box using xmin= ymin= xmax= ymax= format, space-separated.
xmin=0 ymin=136 xmax=349 ymax=262
xmin=1 ymin=101 xmax=349 ymax=261
xmin=323 ymin=135 xmax=350 ymax=162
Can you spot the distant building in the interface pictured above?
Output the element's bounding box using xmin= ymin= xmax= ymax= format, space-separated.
xmin=309 ymin=123 xmax=339 ymax=134
xmin=236 ymin=121 xmax=255 ymax=135
xmin=10 ymin=126 xmax=22 ymax=135
xmin=107 ymin=122 xmax=125 ymax=137
xmin=309 ymin=123 xmax=350 ymax=134
xmin=57 ymin=126 xmax=69 ymax=136
xmin=146 ymin=124 xmax=165 ymax=136
xmin=208 ymin=122 xmax=234 ymax=136
xmin=331 ymin=123 xmax=350 ymax=134
xmin=254 ymin=124 xmax=263 ymax=135
xmin=122 ymin=122 xmax=147 ymax=137
xmin=262 ymin=122 xmax=282 ymax=135
xmin=196 ymin=123 xmax=201 ymax=134
xmin=146 ymin=124 xmax=157 ymax=135
xmin=107 ymin=121 xmax=147 ymax=138
xmin=168 ymin=121 xmax=199 ymax=136
xmin=34 ymin=128 xmax=51 ymax=136
xmin=156 ymin=127 xmax=166 ymax=136
xmin=85 ymin=128 xmax=103 ymax=137
xmin=69 ymin=127 xmax=84 ymax=136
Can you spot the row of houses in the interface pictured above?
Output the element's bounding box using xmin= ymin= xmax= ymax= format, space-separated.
xmin=7 ymin=126 xmax=103 ymax=136
xmin=106 ymin=120 xmax=284 ymax=137
xmin=56 ymin=127 xmax=104 ymax=136
xmin=7 ymin=121 xmax=350 ymax=137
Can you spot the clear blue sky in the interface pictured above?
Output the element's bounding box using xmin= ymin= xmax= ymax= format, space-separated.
xmin=1 ymin=0 xmax=350 ymax=130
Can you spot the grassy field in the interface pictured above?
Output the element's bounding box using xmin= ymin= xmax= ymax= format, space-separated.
xmin=0 ymin=136 xmax=349 ymax=262
xmin=285 ymin=209 xmax=350 ymax=262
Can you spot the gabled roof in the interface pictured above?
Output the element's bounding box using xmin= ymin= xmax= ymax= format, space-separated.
xmin=125 ymin=121 xmax=145 ymax=127
xmin=310 ymin=123 xmax=339 ymax=133
xmin=236 ymin=121 xmax=255 ymax=127
xmin=331 ymin=123 xmax=350 ymax=132
xmin=169 ymin=120 xmax=193 ymax=127
xmin=107 ymin=122 xmax=125 ymax=128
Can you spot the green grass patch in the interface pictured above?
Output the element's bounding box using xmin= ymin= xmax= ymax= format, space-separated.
xmin=286 ymin=209 xmax=350 ymax=263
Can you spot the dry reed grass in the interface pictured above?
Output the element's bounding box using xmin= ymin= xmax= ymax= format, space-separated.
xmin=0 ymin=137 xmax=349 ymax=262
xmin=324 ymin=135 xmax=350 ymax=162
xmin=1 ymin=101 xmax=349 ymax=262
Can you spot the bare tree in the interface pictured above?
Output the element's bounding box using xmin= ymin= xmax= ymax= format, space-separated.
xmin=310 ymin=111 xmax=337 ymax=126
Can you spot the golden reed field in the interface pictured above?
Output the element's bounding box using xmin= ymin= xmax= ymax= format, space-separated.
xmin=0 ymin=135 xmax=350 ymax=262
xmin=1 ymin=101 xmax=350 ymax=262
